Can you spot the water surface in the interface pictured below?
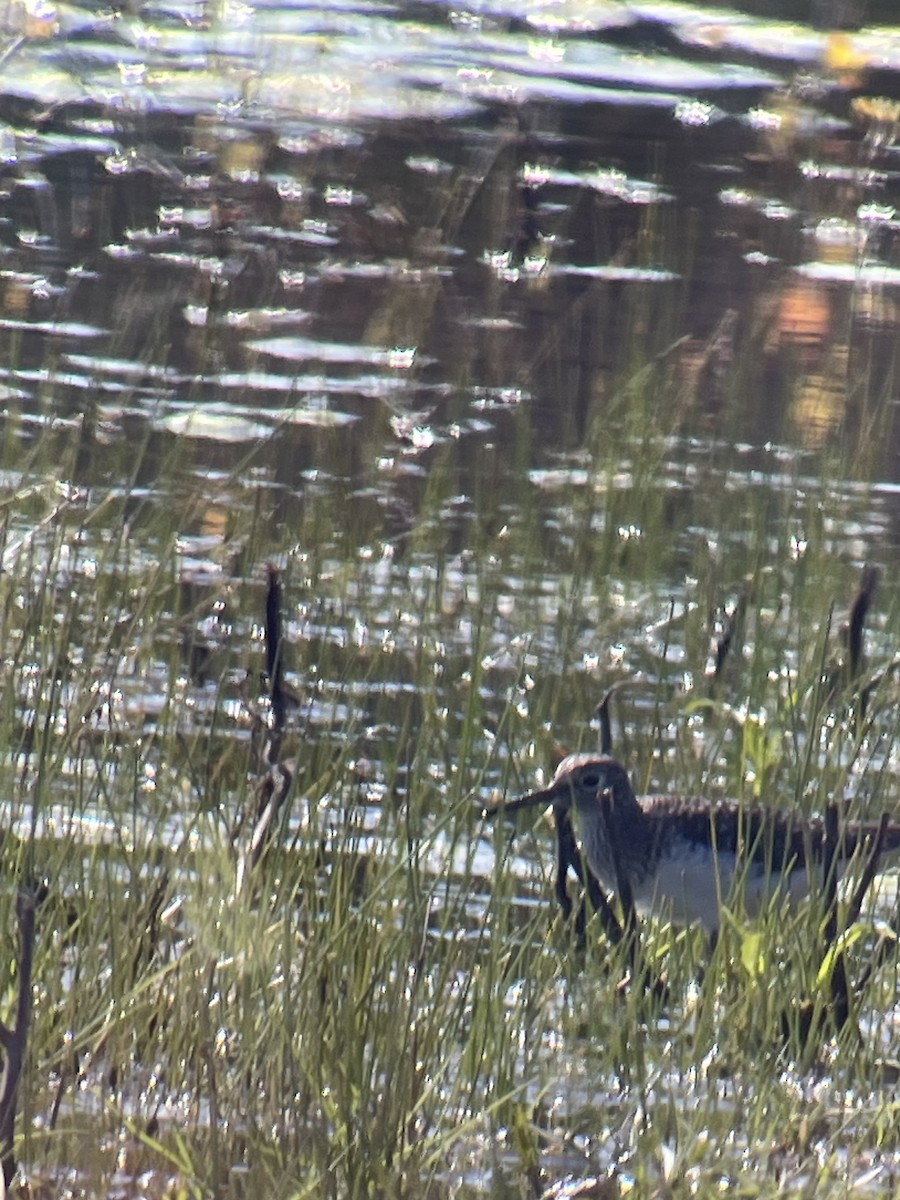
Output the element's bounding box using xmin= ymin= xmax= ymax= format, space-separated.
xmin=2 ymin=0 xmax=900 ymax=1194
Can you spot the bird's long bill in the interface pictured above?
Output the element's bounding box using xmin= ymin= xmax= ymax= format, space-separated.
xmin=483 ymin=780 xmax=570 ymax=818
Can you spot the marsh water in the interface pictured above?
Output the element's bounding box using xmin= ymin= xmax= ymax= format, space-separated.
xmin=4 ymin=0 xmax=898 ymax=741
xmin=4 ymin=0 xmax=900 ymax=1194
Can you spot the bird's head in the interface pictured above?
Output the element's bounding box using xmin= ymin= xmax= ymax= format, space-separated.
xmin=486 ymin=754 xmax=637 ymax=818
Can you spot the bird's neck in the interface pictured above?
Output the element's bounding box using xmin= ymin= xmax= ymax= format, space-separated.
xmin=579 ymin=787 xmax=652 ymax=889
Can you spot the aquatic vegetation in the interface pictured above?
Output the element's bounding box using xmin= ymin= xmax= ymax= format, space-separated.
xmin=0 ymin=0 xmax=898 ymax=1194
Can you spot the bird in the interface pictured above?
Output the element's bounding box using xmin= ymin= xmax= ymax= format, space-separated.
xmin=489 ymin=754 xmax=900 ymax=933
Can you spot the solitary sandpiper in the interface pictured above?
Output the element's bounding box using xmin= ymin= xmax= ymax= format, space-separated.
xmin=492 ymin=754 xmax=900 ymax=933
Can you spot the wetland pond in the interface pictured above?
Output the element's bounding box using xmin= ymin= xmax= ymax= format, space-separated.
xmin=2 ymin=0 xmax=900 ymax=1196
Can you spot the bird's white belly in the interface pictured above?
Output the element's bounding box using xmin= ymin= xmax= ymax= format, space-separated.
xmin=633 ymin=839 xmax=812 ymax=931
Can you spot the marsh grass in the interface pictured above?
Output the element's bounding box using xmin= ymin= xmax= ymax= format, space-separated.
xmin=0 ymin=205 xmax=897 ymax=1200
xmin=2 ymin=441 xmax=897 ymax=1200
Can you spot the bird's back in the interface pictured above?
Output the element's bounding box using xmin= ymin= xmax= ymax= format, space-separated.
xmin=629 ymin=794 xmax=900 ymax=930
xmin=637 ymin=793 xmax=900 ymax=866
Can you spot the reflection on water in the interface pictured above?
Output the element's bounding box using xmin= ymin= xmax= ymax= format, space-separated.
xmin=0 ymin=6 xmax=895 ymax=813
xmin=0 ymin=4 xmax=895 ymax=490
xmin=0 ymin=0 xmax=897 ymax=923
xmin=1 ymin=0 xmax=900 ymax=1192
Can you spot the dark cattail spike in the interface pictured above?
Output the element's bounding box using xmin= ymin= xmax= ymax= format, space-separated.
xmin=265 ymin=563 xmax=287 ymax=751
xmin=844 ymin=563 xmax=878 ymax=683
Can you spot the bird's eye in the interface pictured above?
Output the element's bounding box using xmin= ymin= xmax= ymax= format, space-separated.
xmin=580 ymin=772 xmax=601 ymax=788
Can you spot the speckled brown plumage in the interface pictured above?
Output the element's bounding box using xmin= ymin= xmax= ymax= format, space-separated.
xmin=493 ymin=754 xmax=900 ymax=931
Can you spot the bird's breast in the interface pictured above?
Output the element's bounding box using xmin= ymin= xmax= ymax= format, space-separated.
xmin=634 ymin=838 xmax=813 ymax=932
